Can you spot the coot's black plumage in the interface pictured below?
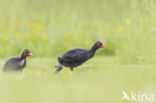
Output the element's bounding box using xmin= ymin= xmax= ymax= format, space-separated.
xmin=55 ymin=41 xmax=106 ymax=73
xmin=3 ymin=49 xmax=33 ymax=72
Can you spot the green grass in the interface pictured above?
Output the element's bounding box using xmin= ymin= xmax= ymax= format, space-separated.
xmin=0 ymin=0 xmax=156 ymax=103
xmin=0 ymin=57 xmax=156 ymax=103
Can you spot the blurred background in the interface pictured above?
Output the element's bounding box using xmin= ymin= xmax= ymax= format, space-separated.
xmin=0 ymin=0 xmax=156 ymax=103
xmin=0 ymin=0 xmax=155 ymax=64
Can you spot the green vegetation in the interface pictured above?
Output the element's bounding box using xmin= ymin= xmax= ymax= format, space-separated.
xmin=0 ymin=57 xmax=156 ymax=103
xmin=0 ymin=0 xmax=155 ymax=64
xmin=0 ymin=0 xmax=156 ymax=103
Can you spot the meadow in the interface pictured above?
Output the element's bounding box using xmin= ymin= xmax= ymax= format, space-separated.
xmin=0 ymin=0 xmax=156 ymax=103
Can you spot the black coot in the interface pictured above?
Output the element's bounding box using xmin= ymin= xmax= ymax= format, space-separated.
xmin=3 ymin=49 xmax=33 ymax=72
xmin=55 ymin=41 xmax=106 ymax=73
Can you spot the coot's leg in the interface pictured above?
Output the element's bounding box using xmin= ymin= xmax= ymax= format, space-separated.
xmin=55 ymin=56 xmax=63 ymax=73
xmin=55 ymin=66 xmax=62 ymax=73
xmin=70 ymin=68 xmax=74 ymax=71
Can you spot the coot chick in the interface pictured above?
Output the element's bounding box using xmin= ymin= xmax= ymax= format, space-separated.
xmin=3 ymin=49 xmax=33 ymax=72
xmin=55 ymin=41 xmax=106 ymax=73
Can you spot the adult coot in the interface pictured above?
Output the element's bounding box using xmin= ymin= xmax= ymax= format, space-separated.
xmin=3 ymin=49 xmax=33 ymax=72
xmin=55 ymin=41 xmax=106 ymax=73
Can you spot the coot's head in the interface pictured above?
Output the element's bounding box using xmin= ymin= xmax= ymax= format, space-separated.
xmin=21 ymin=49 xmax=33 ymax=58
xmin=94 ymin=41 xmax=106 ymax=49
xmin=91 ymin=41 xmax=106 ymax=52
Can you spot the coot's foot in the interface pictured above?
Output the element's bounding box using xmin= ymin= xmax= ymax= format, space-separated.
xmin=70 ymin=68 xmax=74 ymax=71
xmin=54 ymin=65 xmax=63 ymax=73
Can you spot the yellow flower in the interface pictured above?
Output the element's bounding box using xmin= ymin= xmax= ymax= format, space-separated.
xmin=125 ymin=19 xmax=131 ymax=24
xmin=35 ymin=71 xmax=41 ymax=77
xmin=65 ymin=32 xmax=72 ymax=39
xmin=43 ymin=35 xmax=48 ymax=41
xmin=36 ymin=24 xmax=43 ymax=31
xmin=54 ymin=24 xmax=58 ymax=28
xmin=34 ymin=30 xmax=39 ymax=35
xmin=3 ymin=36 xmax=8 ymax=41
xmin=133 ymin=12 xmax=137 ymax=17
xmin=58 ymin=15 xmax=63 ymax=21
xmin=28 ymin=22 xmax=36 ymax=27
xmin=16 ymin=19 xmax=22 ymax=26
xmin=96 ymin=23 xmax=100 ymax=27
xmin=144 ymin=0 xmax=148 ymax=3
xmin=14 ymin=32 xmax=20 ymax=38
xmin=117 ymin=26 xmax=124 ymax=32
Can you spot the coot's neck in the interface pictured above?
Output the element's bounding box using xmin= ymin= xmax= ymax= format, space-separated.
xmin=21 ymin=53 xmax=26 ymax=60
xmin=89 ymin=44 xmax=99 ymax=57
xmin=90 ymin=44 xmax=99 ymax=52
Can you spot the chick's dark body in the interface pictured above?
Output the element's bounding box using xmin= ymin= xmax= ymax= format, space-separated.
xmin=3 ymin=49 xmax=32 ymax=72
xmin=55 ymin=41 xmax=105 ymax=73
xmin=60 ymin=48 xmax=94 ymax=68
xmin=3 ymin=57 xmax=26 ymax=72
